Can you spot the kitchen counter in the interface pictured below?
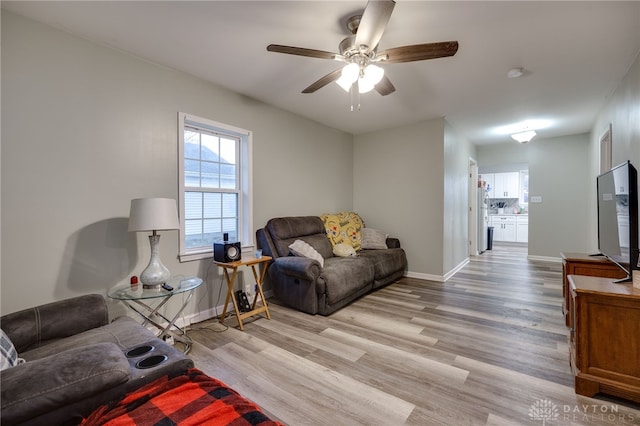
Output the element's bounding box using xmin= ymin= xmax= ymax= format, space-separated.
xmin=489 ymin=213 xmax=528 ymax=243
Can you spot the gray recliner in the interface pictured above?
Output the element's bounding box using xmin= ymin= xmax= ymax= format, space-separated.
xmin=0 ymin=294 xmax=193 ymax=425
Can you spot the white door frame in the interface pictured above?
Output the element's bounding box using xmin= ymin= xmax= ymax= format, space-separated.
xmin=469 ymin=158 xmax=478 ymax=256
xmin=600 ymin=124 xmax=612 ymax=173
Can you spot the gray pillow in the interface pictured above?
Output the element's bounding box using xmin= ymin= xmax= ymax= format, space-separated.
xmin=361 ymin=228 xmax=388 ymax=250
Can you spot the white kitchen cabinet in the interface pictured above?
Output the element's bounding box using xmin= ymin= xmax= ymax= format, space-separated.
xmin=618 ymin=215 xmax=629 ymax=248
xmin=491 ymin=215 xmax=517 ymax=242
xmin=493 ymin=172 xmax=520 ymax=198
xmin=516 ymin=216 xmax=528 ymax=243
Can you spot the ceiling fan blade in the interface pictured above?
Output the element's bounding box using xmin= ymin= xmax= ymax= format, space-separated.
xmin=302 ymin=68 xmax=343 ymax=93
xmin=378 ymin=41 xmax=459 ymax=63
xmin=375 ymin=75 xmax=395 ymax=96
xmin=267 ymin=44 xmax=337 ymax=60
xmin=355 ymin=0 xmax=396 ymax=53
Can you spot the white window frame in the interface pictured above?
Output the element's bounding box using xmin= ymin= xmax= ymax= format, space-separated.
xmin=178 ymin=112 xmax=253 ymax=262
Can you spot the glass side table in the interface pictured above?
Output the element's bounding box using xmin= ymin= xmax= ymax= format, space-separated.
xmin=108 ymin=276 xmax=203 ymax=354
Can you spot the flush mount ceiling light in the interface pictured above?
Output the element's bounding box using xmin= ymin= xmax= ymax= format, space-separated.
xmin=495 ymin=119 xmax=552 ymax=135
xmin=507 ymin=67 xmax=524 ymax=79
xmin=511 ymin=130 xmax=536 ymax=144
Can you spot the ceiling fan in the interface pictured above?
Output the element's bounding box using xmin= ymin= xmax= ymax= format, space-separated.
xmin=267 ymin=0 xmax=458 ymax=97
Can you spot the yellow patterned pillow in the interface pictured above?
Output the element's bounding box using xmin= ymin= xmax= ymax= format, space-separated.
xmin=321 ymin=211 xmax=364 ymax=251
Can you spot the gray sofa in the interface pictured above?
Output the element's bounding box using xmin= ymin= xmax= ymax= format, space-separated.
xmin=256 ymin=216 xmax=407 ymax=315
xmin=0 ymin=294 xmax=193 ymax=426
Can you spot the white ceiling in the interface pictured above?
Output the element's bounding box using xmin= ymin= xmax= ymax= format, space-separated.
xmin=3 ymin=1 xmax=639 ymax=144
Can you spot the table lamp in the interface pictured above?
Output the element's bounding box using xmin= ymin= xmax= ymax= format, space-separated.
xmin=128 ymin=198 xmax=180 ymax=289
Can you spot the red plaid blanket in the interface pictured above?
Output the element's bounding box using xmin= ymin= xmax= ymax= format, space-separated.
xmin=82 ymin=368 xmax=284 ymax=426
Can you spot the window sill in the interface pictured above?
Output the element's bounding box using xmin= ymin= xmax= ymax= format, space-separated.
xmin=178 ymin=251 xmax=212 ymax=263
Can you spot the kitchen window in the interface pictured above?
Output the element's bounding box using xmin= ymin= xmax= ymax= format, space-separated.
xmin=519 ymin=170 xmax=529 ymax=205
xmin=178 ymin=112 xmax=253 ymax=261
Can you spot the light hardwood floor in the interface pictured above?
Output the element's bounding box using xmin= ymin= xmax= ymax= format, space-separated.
xmin=187 ymin=244 xmax=640 ymax=425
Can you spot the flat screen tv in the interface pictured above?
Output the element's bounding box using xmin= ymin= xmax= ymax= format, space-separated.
xmin=597 ymin=160 xmax=639 ymax=281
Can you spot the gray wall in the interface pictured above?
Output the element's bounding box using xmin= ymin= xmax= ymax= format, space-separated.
xmin=476 ymin=135 xmax=591 ymax=259
xmin=443 ymin=121 xmax=476 ymax=274
xmin=590 ymin=52 xmax=640 ymax=253
xmin=476 ymin=142 xmax=528 ymax=175
xmin=593 ymin=53 xmax=640 ymax=170
xmin=353 ymin=119 xmax=445 ymax=278
xmin=354 ymin=118 xmax=474 ymax=279
xmin=527 ymin=134 xmax=592 ymax=256
xmin=1 ymin=11 xmax=354 ymax=314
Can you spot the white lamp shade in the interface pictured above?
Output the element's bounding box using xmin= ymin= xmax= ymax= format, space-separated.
xmin=358 ymin=78 xmax=376 ymax=93
xmin=336 ymin=75 xmax=354 ymax=92
xmin=341 ymin=63 xmax=359 ymax=84
xmin=357 ymin=64 xmax=385 ymax=94
xmin=336 ymin=63 xmax=359 ymax=92
xmin=362 ymin=64 xmax=384 ymax=86
xmin=128 ymin=198 xmax=179 ymax=232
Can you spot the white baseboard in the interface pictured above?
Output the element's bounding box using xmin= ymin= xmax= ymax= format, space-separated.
xmin=444 ymin=257 xmax=470 ymax=281
xmin=404 ymin=257 xmax=470 ymax=283
xmin=175 ymin=289 xmax=274 ymax=329
xmin=404 ymin=271 xmax=445 ymax=282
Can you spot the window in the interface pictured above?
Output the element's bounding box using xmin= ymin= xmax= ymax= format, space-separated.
xmin=178 ymin=112 xmax=252 ymax=261
xmin=519 ymin=170 xmax=529 ymax=205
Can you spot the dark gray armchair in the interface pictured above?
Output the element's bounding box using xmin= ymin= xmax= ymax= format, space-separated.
xmin=0 ymin=294 xmax=193 ymax=425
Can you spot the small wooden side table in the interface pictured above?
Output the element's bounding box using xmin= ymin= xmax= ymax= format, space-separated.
xmin=560 ymin=252 xmax=627 ymax=327
xmin=215 ymin=256 xmax=272 ymax=330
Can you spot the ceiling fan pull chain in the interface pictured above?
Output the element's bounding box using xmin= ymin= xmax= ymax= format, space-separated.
xmin=348 ymin=82 xmax=362 ymax=112
xmin=350 ymin=83 xmax=356 ymax=112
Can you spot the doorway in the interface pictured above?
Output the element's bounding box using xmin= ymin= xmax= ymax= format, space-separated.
xmin=477 ymin=165 xmax=529 ymax=253
xmin=600 ymin=124 xmax=612 ymax=173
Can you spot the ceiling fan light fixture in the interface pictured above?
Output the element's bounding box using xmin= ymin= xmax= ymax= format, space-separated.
xmin=363 ymin=64 xmax=384 ymax=85
xmin=358 ymin=78 xmax=375 ymax=93
xmin=355 ymin=64 xmax=384 ymax=94
xmin=511 ymin=130 xmax=536 ymax=144
xmin=342 ymin=63 xmax=360 ymax=83
xmin=336 ymin=75 xmax=354 ymax=92
xmin=266 ymin=0 xmax=459 ymax=102
xmin=336 ymin=63 xmax=360 ymax=92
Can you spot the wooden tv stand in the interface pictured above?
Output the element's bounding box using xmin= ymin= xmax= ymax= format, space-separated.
xmin=568 ymin=275 xmax=640 ymax=403
xmin=561 ymin=252 xmax=627 ymax=327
